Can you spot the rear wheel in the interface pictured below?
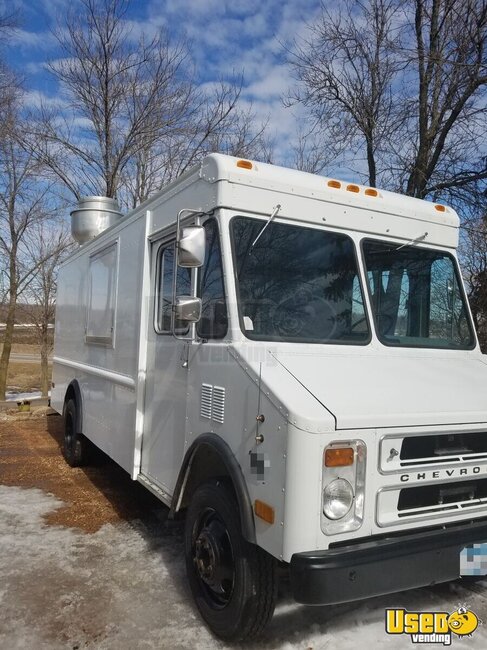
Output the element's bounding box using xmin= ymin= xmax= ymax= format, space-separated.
xmin=63 ymin=398 xmax=90 ymax=467
xmin=185 ymin=480 xmax=277 ymax=641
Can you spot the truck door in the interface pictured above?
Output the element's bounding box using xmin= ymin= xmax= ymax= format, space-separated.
xmin=141 ymin=235 xmax=191 ymax=493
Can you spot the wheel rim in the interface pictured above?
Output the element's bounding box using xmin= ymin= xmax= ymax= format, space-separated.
xmin=192 ymin=507 xmax=235 ymax=608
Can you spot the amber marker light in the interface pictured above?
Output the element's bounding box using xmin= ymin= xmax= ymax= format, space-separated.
xmin=435 ymin=204 xmax=446 ymax=212
xmin=236 ymin=159 xmax=253 ymax=170
xmin=254 ymin=500 xmax=275 ymax=524
xmin=328 ymin=180 xmax=341 ymax=189
xmin=365 ymin=188 xmax=379 ymax=197
xmin=346 ymin=184 xmax=360 ymax=193
xmin=325 ymin=447 xmax=354 ymax=467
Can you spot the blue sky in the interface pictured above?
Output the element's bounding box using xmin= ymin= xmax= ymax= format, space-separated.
xmin=3 ymin=0 xmax=323 ymax=165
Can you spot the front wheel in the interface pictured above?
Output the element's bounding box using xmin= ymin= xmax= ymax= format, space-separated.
xmin=185 ymin=480 xmax=277 ymax=641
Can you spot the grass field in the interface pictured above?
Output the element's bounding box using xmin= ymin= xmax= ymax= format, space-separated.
xmin=0 ymin=327 xmax=53 ymax=394
xmin=0 ymin=326 xmax=53 ymax=347
xmin=6 ymin=361 xmax=52 ymax=393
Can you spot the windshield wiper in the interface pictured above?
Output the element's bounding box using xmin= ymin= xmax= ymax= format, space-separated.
xmin=250 ymin=204 xmax=281 ymax=250
xmin=395 ymin=231 xmax=428 ymax=251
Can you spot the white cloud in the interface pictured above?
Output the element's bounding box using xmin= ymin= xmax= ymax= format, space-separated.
xmin=246 ymin=66 xmax=290 ymax=100
xmin=9 ymin=28 xmax=57 ymax=51
xmin=22 ymin=89 xmax=68 ymax=110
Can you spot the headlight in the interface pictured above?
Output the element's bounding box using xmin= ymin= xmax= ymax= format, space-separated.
xmin=323 ymin=478 xmax=354 ymax=520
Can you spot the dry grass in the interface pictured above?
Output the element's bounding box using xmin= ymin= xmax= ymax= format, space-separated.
xmin=0 ymin=410 xmax=161 ymax=532
xmin=8 ymin=343 xmax=42 ymax=354
xmin=0 ymin=326 xmax=53 ymax=348
xmin=0 ymin=327 xmax=52 ymax=393
xmin=6 ymin=361 xmax=52 ymax=393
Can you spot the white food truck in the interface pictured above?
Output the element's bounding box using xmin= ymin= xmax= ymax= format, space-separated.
xmin=52 ymin=154 xmax=487 ymax=640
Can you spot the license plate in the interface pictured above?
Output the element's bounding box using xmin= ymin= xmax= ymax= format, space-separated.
xmin=460 ymin=543 xmax=487 ymax=576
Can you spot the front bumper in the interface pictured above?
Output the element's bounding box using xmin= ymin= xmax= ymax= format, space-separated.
xmin=290 ymin=519 xmax=487 ymax=605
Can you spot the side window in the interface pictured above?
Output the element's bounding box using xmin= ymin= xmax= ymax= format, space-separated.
xmin=86 ymin=242 xmax=118 ymax=344
xmin=197 ymin=220 xmax=228 ymax=339
xmin=156 ymin=242 xmax=191 ymax=333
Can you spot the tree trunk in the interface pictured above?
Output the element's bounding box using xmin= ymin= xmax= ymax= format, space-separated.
xmin=0 ymin=296 xmax=16 ymax=400
xmin=39 ymin=325 xmax=50 ymax=397
xmin=40 ymin=350 xmax=49 ymax=397
xmin=366 ymin=136 xmax=377 ymax=188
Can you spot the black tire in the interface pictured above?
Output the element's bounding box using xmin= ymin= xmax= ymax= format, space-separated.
xmin=63 ymin=398 xmax=90 ymax=467
xmin=185 ymin=480 xmax=277 ymax=641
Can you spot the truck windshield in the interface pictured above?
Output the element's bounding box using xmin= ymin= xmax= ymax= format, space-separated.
xmin=231 ymin=216 xmax=369 ymax=344
xmin=362 ymin=239 xmax=475 ymax=349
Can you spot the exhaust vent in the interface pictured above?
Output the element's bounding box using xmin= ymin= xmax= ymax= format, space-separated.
xmin=70 ymin=196 xmax=123 ymax=245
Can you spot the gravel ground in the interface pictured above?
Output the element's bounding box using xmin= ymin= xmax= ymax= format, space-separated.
xmin=2 ymin=409 xmax=487 ymax=649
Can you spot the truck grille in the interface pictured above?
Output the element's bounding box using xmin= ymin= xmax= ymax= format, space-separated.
xmin=398 ymin=478 xmax=487 ymax=517
xmin=380 ymin=431 xmax=487 ymax=472
xmin=377 ymin=430 xmax=487 ymax=527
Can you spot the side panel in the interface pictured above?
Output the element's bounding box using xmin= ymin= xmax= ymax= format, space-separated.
xmin=186 ymin=342 xmax=287 ymax=560
xmin=52 ymin=215 xmax=146 ymax=472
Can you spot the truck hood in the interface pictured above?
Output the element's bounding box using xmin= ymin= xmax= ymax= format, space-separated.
xmin=272 ymin=351 xmax=487 ymax=430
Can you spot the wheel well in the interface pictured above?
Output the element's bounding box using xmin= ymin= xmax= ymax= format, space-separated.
xmin=63 ymin=381 xmax=83 ymax=433
xmin=178 ymin=444 xmax=235 ymax=509
xmin=65 ymin=385 xmax=77 ymax=405
xmin=172 ymin=435 xmax=256 ymax=543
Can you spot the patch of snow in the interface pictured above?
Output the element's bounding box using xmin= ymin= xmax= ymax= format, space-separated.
xmin=5 ymin=391 xmax=50 ymax=402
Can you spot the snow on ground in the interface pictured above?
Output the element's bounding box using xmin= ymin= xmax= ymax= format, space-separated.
xmin=2 ymin=484 xmax=487 ymax=649
xmin=5 ymin=391 xmax=46 ymax=402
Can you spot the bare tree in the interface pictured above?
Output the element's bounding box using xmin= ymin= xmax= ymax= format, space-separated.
xmin=286 ymin=0 xmax=403 ymax=186
xmin=121 ymin=79 xmax=272 ymax=207
xmin=287 ymin=0 xmax=487 ymax=200
xmin=27 ymin=0 xmax=194 ymax=200
xmin=28 ymin=0 xmax=269 ymax=207
xmin=0 ymin=128 xmax=54 ymax=400
xmin=20 ymin=222 xmax=73 ymax=396
xmin=0 ymin=9 xmax=19 ymax=142
xmin=401 ymin=0 xmax=487 ymax=199
xmin=460 ymin=215 xmax=487 ymax=351
xmin=291 ymin=124 xmax=343 ymax=175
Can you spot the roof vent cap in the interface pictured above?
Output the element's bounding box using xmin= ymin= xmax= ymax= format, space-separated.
xmin=70 ymin=196 xmax=123 ymax=245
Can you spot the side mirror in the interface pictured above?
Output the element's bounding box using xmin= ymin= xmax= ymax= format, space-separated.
xmin=174 ymin=296 xmax=202 ymax=323
xmin=178 ymin=225 xmax=205 ymax=267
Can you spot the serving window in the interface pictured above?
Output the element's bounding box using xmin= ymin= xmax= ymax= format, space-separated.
xmin=86 ymin=242 xmax=118 ymax=345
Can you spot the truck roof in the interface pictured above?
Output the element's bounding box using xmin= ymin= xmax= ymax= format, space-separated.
xmin=66 ymin=153 xmax=461 ymax=259
xmin=199 ymin=153 xmax=459 ymax=231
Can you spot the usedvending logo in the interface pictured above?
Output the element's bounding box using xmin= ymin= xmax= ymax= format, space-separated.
xmin=385 ymin=605 xmax=480 ymax=645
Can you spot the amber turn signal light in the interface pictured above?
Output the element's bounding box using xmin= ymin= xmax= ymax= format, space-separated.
xmin=237 ymin=159 xmax=253 ymax=170
xmin=254 ymin=499 xmax=275 ymax=524
xmin=325 ymin=447 xmax=354 ymax=467
xmin=327 ymin=180 xmax=341 ymax=189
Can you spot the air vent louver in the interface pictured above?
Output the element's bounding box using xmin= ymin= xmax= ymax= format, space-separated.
xmin=200 ymin=383 xmax=213 ymax=420
xmin=200 ymin=383 xmax=225 ymax=424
